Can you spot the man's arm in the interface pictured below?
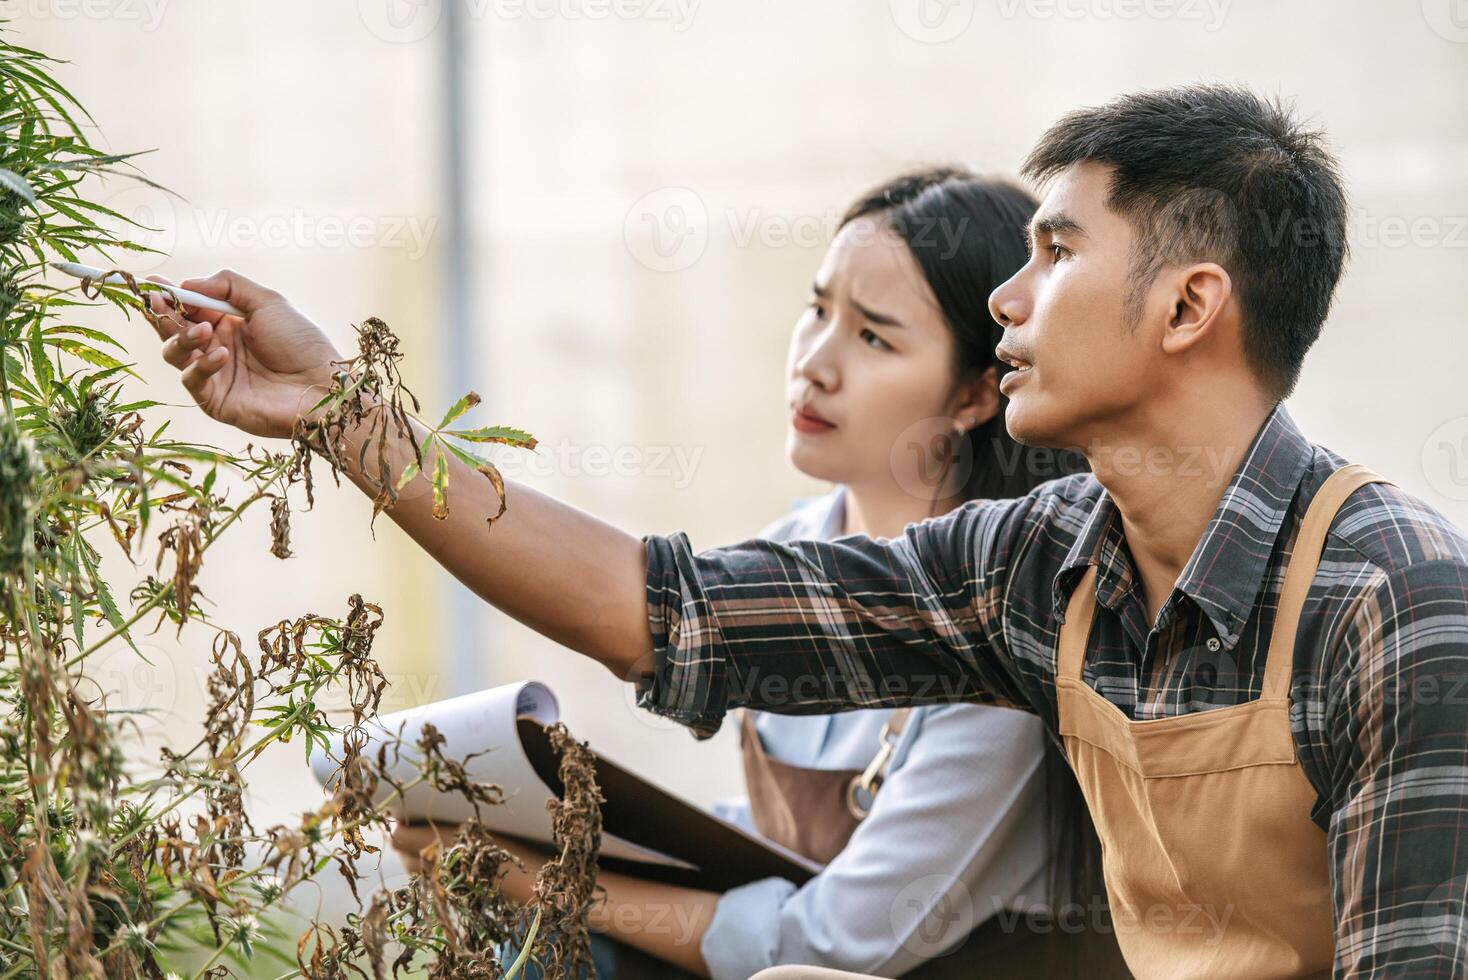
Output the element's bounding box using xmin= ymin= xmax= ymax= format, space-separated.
xmin=328 ymin=410 xmax=657 ymax=680
xmin=144 ymin=270 xmax=1028 ymax=727
xmin=144 ymin=269 xmax=656 ymax=677
xmin=638 ymin=502 xmax=1033 ymax=737
xmin=1324 ymin=560 xmax=1468 ymax=977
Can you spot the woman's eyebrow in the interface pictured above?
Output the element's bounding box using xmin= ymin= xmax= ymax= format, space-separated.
xmin=851 ymin=296 xmax=905 ymax=328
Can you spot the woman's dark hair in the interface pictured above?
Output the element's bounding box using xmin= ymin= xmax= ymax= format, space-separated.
xmin=841 ymin=167 xmax=1085 ymax=503
xmin=840 ymin=166 xmax=1103 ymax=916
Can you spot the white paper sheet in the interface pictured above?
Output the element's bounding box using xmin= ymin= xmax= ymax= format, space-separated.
xmin=309 ymin=680 xmax=693 ymax=868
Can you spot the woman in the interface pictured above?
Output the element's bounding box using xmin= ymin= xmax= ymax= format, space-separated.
xmin=394 ymin=168 xmax=1124 ymax=978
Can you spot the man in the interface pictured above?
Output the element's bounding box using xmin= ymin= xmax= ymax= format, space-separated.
xmin=145 ymin=85 xmax=1467 ymax=977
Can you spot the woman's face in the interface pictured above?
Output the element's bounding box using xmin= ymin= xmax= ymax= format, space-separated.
xmin=786 ymin=216 xmax=996 ymax=494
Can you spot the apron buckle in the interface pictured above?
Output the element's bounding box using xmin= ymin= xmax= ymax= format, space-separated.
xmin=845 ymin=719 xmax=900 ymax=819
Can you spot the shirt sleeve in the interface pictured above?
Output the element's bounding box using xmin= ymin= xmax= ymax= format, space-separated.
xmin=697 ymin=704 xmax=1051 ymax=980
xmin=1323 ymin=559 xmax=1468 ymax=977
xmin=636 ymin=497 xmax=1034 ymax=738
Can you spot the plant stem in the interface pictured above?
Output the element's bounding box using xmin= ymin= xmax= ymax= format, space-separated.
xmin=109 ymin=691 xmax=315 ymax=856
xmin=64 ymin=457 xmax=291 ymax=671
xmin=185 ymin=774 xmax=427 ymax=980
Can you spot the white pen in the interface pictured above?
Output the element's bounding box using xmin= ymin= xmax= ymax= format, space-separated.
xmin=48 ymin=261 xmax=246 ymax=318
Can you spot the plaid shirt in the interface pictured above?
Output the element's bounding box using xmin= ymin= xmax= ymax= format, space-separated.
xmin=638 ymin=404 xmax=1468 ymax=978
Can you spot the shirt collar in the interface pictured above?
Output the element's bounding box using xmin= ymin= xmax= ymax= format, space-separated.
xmin=796 ymin=485 xmax=846 ymax=540
xmin=1051 ymin=403 xmax=1314 ymax=649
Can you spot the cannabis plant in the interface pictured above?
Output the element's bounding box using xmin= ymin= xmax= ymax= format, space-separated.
xmin=0 ymin=28 xmax=600 ymax=980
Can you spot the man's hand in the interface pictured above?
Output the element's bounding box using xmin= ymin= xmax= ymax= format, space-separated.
xmin=145 ymin=269 xmax=346 ymax=439
xmin=137 ymin=269 xmax=656 ymax=686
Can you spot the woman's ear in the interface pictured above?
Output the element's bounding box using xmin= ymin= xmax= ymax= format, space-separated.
xmin=952 ymin=365 xmax=1000 ymax=432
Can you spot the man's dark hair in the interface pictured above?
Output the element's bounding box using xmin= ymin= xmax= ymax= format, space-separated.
xmin=1022 ymin=84 xmax=1349 ymax=398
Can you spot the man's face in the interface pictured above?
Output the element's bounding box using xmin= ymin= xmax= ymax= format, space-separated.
xmin=987 ymin=161 xmax=1161 ymax=451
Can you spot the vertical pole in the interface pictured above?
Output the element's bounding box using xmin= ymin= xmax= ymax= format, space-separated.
xmin=440 ymin=0 xmax=485 ymax=695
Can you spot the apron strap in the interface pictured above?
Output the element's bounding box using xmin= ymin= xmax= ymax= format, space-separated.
xmin=845 ymin=708 xmax=913 ymax=818
xmin=1057 ymin=465 xmax=1391 ymax=692
xmin=1059 ymin=564 xmax=1101 ymax=682
xmin=1261 ymin=463 xmax=1391 ymax=699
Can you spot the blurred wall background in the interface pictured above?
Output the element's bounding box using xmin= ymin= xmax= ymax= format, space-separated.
xmin=18 ymin=0 xmax=1468 ymax=957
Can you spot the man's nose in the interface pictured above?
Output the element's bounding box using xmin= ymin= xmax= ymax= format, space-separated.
xmin=988 ymin=272 xmax=1028 ymax=328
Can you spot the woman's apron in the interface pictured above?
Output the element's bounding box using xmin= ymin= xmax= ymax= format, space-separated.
xmin=1055 ymin=463 xmax=1387 ymax=979
xmin=740 ymin=710 xmax=1132 ymax=978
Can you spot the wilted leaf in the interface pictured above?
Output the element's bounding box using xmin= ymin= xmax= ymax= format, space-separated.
xmin=446 ymin=424 xmax=538 ymax=451
xmin=431 ymin=448 xmax=448 ymax=520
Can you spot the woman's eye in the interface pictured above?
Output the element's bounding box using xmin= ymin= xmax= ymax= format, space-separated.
xmin=808 ymin=301 xmax=827 ymax=319
xmin=859 ymin=328 xmax=891 ymax=351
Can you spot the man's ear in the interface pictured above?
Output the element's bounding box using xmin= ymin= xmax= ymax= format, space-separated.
xmin=1160 ymin=262 xmax=1232 ymax=355
xmin=953 ymin=365 xmax=1000 ymax=431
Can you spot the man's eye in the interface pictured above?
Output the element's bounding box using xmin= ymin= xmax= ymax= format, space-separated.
xmin=808 ymin=300 xmax=827 ymax=319
xmin=1049 ymin=242 xmax=1070 ymax=262
xmin=859 ymin=328 xmax=891 ymax=351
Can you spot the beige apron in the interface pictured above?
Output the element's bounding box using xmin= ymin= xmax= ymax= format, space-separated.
xmin=1056 ymin=463 xmax=1388 ymax=979
xmin=739 ymin=707 xmax=911 ymax=865
xmin=740 ymin=709 xmax=1132 ymax=979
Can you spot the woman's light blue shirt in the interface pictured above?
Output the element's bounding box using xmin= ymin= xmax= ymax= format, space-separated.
xmin=699 ymin=486 xmax=1052 ymax=979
